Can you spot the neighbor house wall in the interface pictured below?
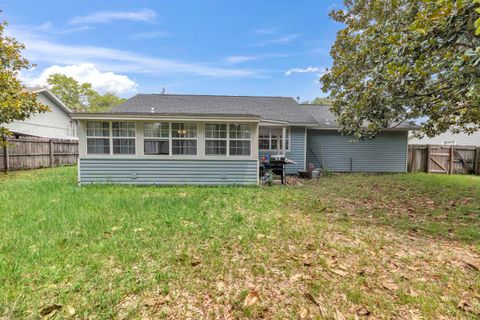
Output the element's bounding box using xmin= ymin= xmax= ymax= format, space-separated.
xmin=77 ymin=119 xmax=259 ymax=185
xmin=409 ymin=130 xmax=480 ymax=146
xmin=259 ymin=126 xmax=306 ymax=174
xmin=6 ymin=93 xmax=76 ymax=139
xmin=306 ymin=130 xmax=408 ymax=172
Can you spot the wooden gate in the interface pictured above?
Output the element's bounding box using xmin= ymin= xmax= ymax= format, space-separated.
xmin=409 ymin=145 xmax=480 ymax=175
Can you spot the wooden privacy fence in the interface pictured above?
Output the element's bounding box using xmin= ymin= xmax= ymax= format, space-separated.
xmin=0 ymin=135 xmax=78 ymax=172
xmin=408 ymin=144 xmax=480 ymax=175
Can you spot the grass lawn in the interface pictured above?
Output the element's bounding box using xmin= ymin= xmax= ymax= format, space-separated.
xmin=0 ymin=167 xmax=479 ymax=319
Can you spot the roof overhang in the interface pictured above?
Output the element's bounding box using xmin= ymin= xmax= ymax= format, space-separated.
xmin=71 ymin=112 xmax=261 ymax=122
xmin=307 ymin=125 xmax=419 ymax=131
xmin=259 ymin=119 xmax=289 ymax=126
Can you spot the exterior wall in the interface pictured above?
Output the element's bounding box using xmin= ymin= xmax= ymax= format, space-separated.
xmin=409 ymin=130 xmax=480 ymax=146
xmin=306 ymin=130 xmax=408 ymax=172
xmin=79 ymin=158 xmax=258 ymax=185
xmin=259 ymin=126 xmax=306 ymax=174
xmin=6 ymin=92 xmax=76 ymax=139
xmin=77 ymin=119 xmax=259 ymax=185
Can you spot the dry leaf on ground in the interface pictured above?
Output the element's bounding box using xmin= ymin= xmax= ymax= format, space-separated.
xmin=299 ymin=308 xmax=309 ymax=319
xmin=331 ymin=269 xmax=348 ymax=277
xmin=335 ymin=309 xmax=347 ymax=320
xmin=66 ymin=305 xmax=75 ymax=316
xmin=382 ymin=281 xmax=399 ymax=291
xmin=40 ymin=304 xmax=62 ymax=317
xmin=244 ymin=290 xmax=260 ymax=307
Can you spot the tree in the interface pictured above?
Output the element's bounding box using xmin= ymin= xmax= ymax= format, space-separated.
xmin=321 ymin=0 xmax=480 ymax=138
xmin=311 ymin=97 xmax=333 ymax=105
xmin=0 ymin=21 xmax=49 ymax=144
xmin=47 ymin=74 xmax=96 ymax=112
xmin=47 ymin=74 xmax=125 ymax=112
xmin=89 ymin=92 xmax=126 ymax=112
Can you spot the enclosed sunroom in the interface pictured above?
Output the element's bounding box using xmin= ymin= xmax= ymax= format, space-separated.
xmin=72 ymin=94 xmax=413 ymax=185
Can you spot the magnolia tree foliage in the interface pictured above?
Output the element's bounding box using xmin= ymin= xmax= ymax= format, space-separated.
xmin=0 ymin=21 xmax=48 ymax=144
xmin=321 ymin=0 xmax=480 ymax=138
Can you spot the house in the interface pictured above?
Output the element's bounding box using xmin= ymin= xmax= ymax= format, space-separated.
xmin=71 ymin=94 xmax=415 ymax=185
xmin=409 ymin=130 xmax=480 ymax=146
xmin=6 ymin=88 xmax=77 ymax=139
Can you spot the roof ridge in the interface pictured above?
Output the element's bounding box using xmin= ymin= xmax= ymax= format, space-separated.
xmin=136 ymin=93 xmax=297 ymax=100
xmin=301 ymin=103 xmax=332 ymax=107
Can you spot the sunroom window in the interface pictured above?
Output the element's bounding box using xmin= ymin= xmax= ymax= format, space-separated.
xmin=205 ymin=123 xmax=227 ymax=155
xmin=172 ymin=123 xmax=197 ymax=155
xmin=259 ymin=127 xmax=290 ymax=151
xmin=86 ymin=121 xmax=110 ymax=154
xmin=229 ymin=124 xmax=251 ymax=156
xmin=112 ymin=122 xmax=136 ymax=154
xmin=144 ymin=122 xmax=169 ymax=155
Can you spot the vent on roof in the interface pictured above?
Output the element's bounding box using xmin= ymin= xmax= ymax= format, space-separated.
xmin=150 ymin=107 xmax=155 ymax=113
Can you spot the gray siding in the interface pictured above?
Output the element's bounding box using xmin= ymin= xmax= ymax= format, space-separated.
xmin=259 ymin=126 xmax=306 ymax=174
xmin=79 ymin=158 xmax=258 ymax=185
xmin=306 ymin=130 xmax=408 ymax=172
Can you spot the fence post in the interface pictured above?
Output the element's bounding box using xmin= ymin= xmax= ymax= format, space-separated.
xmin=475 ymin=147 xmax=480 ymax=175
xmin=426 ymin=145 xmax=431 ymax=173
xmin=3 ymin=142 xmax=9 ymax=172
xmin=410 ymin=146 xmax=416 ymax=172
xmin=49 ymin=139 xmax=54 ymax=168
xmin=449 ymin=145 xmax=454 ymax=175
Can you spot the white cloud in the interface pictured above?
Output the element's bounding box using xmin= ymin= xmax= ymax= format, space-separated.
xmin=26 ymin=21 xmax=91 ymax=35
xmin=130 ymin=30 xmax=171 ymax=40
xmin=253 ymin=34 xmax=302 ymax=47
xmin=252 ymin=27 xmax=279 ymax=35
xmin=70 ymin=8 xmax=156 ymax=25
xmin=284 ymin=66 xmax=326 ymax=76
xmin=7 ymin=24 xmax=257 ymax=78
xmin=22 ymin=63 xmax=138 ymax=95
xmin=226 ymin=55 xmax=258 ymax=64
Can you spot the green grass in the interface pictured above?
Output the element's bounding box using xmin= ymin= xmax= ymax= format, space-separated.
xmin=0 ymin=168 xmax=479 ymax=319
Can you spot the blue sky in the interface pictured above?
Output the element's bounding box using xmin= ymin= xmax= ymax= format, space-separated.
xmin=2 ymin=1 xmax=343 ymax=101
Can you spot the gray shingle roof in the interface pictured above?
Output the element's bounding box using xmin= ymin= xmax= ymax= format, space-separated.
xmin=301 ymin=104 xmax=339 ymax=128
xmin=302 ymin=104 xmax=418 ymax=130
xmin=106 ymin=94 xmax=415 ymax=129
xmin=109 ymin=94 xmax=318 ymax=124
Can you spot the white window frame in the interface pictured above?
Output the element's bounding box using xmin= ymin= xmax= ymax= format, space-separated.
xmin=171 ymin=122 xmax=198 ymax=156
xmin=205 ymin=123 xmax=228 ymax=156
xmin=86 ymin=121 xmax=110 ymax=155
xmin=203 ymin=123 xmax=253 ymax=157
xmin=85 ymin=121 xmax=136 ymax=156
xmin=143 ymin=122 xmax=170 ymax=155
xmin=228 ymin=123 xmax=252 ymax=157
xmin=111 ymin=121 xmax=136 ymax=155
xmin=259 ymin=127 xmax=290 ymax=152
xmin=84 ymin=121 xmax=255 ymax=158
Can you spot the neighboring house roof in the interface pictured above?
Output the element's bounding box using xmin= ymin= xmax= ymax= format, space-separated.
xmin=108 ymin=94 xmax=318 ymax=125
xmin=409 ymin=130 xmax=480 ymax=146
xmin=24 ymin=87 xmax=72 ymax=114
